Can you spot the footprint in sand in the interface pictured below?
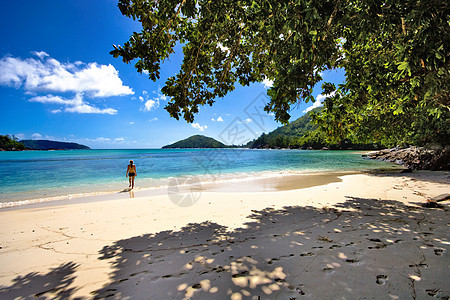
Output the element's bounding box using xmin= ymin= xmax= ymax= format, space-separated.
xmin=267 ymin=258 xmax=280 ymax=264
xmin=232 ymin=270 xmax=249 ymax=278
xmin=288 ymin=285 xmax=306 ymax=295
xmin=376 ymin=275 xmax=388 ymax=285
xmin=296 ymin=287 xmax=306 ymax=295
xmin=409 ymin=263 xmax=428 ymax=268
xmin=345 ymin=259 xmax=360 ymax=264
xmin=300 ymin=252 xmax=314 ymax=257
xmin=368 ymin=238 xmax=382 ymax=242
xmin=425 ymin=288 xmax=442 ymax=297
xmin=434 ymin=248 xmax=445 ymax=256
xmin=191 ymin=283 xmax=202 ymax=289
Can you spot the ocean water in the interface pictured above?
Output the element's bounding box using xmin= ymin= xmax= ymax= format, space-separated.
xmin=0 ymin=149 xmax=398 ymax=206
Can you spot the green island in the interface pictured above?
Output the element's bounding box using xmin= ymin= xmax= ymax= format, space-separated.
xmin=162 ymin=134 xmax=227 ymax=148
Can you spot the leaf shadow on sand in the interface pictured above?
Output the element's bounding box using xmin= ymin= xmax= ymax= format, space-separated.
xmin=92 ymin=197 xmax=449 ymax=299
xmin=0 ymin=262 xmax=80 ymax=299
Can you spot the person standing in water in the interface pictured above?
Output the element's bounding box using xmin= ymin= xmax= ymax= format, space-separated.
xmin=126 ymin=160 xmax=137 ymax=189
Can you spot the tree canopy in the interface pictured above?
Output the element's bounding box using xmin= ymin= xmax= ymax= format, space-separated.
xmin=112 ymin=0 xmax=449 ymax=146
xmin=0 ymin=135 xmax=26 ymax=151
xmin=162 ymin=134 xmax=227 ymax=148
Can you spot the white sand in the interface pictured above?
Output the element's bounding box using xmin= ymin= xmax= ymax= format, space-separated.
xmin=0 ymin=171 xmax=449 ymax=299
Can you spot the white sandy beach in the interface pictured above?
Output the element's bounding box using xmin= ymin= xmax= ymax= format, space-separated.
xmin=0 ymin=171 xmax=449 ymax=299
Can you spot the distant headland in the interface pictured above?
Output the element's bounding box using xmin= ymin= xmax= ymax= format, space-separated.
xmin=20 ymin=140 xmax=90 ymax=150
xmin=1 ymin=135 xmax=90 ymax=151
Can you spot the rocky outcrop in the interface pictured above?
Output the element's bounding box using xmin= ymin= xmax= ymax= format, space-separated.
xmin=363 ymin=146 xmax=450 ymax=171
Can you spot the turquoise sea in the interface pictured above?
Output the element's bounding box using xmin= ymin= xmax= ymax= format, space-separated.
xmin=0 ymin=149 xmax=398 ymax=207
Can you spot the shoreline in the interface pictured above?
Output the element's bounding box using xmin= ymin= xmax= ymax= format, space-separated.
xmin=0 ymin=168 xmax=403 ymax=211
xmin=0 ymin=170 xmax=449 ymax=299
xmin=0 ymin=148 xmax=400 ymax=209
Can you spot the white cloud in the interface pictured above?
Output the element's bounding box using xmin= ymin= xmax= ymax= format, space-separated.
xmin=262 ymin=78 xmax=274 ymax=89
xmin=65 ymin=103 xmax=117 ymax=115
xmin=14 ymin=133 xmax=25 ymax=140
xmin=31 ymin=133 xmax=42 ymax=139
xmin=236 ymin=118 xmax=253 ymax=124
xmin=115 ymin=137 xmax=125 ymax=141
xmin=143 ymin=99 xmax=158 ymax=112
xmin=129 ymin=121 xmax=134 ymax=125
xmin=191 ymin=123 xmax=207 ymax=132
xmin=140 ymin=91 xmax=168 ymax=112
xmin=94 ymin=137 xmax=111 ymax=142
xmin=32 ymin=51 xmax=49 ymax=60
xmin=0 ymin=52 xmax=133 ymax=97
xmin=303 ymin=92 xmax=336 ymax=113
xmin=211 ymin=116 xmax=224 ymax=122
xmin=149 ymin=117 xmax=158 ymax=122
xmin=156 ymin=93 xmax=169 ymax=102
xmin=0 ymin=52 xmax=132 ymax=114
xmin=30 ymin=93 xmax=117 ymax=115
xmin=30 ymin=94 xmax=69 ymax=105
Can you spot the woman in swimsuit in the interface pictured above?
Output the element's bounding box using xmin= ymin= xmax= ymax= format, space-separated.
xmin=126 ymin=160 xmax=137 ymax=189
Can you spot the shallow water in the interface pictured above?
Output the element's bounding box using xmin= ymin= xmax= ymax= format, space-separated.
xmin=0 ymin=149 xmax=398 ymax=206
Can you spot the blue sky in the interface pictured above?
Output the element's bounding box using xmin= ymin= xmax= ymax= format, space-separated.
xmin=0 ymin=0 xmax=345 ymax=149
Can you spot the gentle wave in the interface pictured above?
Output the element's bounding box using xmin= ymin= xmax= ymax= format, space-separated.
xmin=0 ymin=167 xmax=398 ymax=209
xmin=0 ymin=149 xmax=400 ymax=208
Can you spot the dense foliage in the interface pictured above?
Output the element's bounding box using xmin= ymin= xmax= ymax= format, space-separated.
xmin=0 ymin=135 xmax=26 ymax=151
xmin=113 ymin=0 xmax=449 ymax=147
xmin=248 ymin=108 xmax=383 ymax=149
xmin=162 ymin=134 xmax=227 ymax=148
xmin=20 ymin=140 xmax=90 ymax=150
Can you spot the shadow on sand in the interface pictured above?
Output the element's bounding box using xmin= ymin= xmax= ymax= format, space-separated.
xmin=90 ymin=197 xmax=448 ymax=299
xmin=0 ymin=196 xmax=448 ymax=299
xmin=0 ymin=262 xmax=80 ymax=299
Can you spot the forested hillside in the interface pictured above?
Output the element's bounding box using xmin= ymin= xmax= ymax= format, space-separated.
xmin=249 ymin=109 xmax=383 ymax=150
xmin=162 ymin=135 xmax=227 ymax=148
xmin=20 ymin=140 xmax=90 ymax=150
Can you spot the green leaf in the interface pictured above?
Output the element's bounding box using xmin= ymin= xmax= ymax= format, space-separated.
xmin=397 ymin=61 xmax=409 ymax=71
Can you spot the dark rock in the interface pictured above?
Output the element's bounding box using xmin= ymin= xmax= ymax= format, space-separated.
xmin=429 ymin=194 xmax=450 ymax=202
xmin=364 ymin=146 xmax=450 ymax=170
xmin=421 ymin=202 xmax=445 ymax=209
